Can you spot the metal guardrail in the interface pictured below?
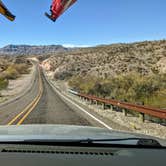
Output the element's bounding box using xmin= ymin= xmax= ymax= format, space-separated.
xmin=69 ymin=90 xmax=166 ymax=122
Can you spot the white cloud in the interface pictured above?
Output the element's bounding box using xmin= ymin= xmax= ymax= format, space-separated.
xmin=62 ymin=44 xmax=90 ymax=48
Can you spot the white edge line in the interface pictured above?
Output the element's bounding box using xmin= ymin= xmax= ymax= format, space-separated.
xmin=44 ymin=74 xmax=112 ymax=130
xmin=55 ymin=88 xmax=112 ymax=130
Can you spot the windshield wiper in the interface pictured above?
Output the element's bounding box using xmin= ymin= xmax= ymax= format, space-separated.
xmin=69 ymin=138 xmax=163 ymax=148
xmin=78 ymin=138 xmax=162 ymax=147
xmin=0 ymin=138 xmax=163 ymax=148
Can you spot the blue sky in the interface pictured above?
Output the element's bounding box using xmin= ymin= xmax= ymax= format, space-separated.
xmin=0 ymin=0 xmax=166 ymax=47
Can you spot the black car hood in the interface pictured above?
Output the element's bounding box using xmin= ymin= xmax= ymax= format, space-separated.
xmin=0 ymin=125 xmax=165 ymax=146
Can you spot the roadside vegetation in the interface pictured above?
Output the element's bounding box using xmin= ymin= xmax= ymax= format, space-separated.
xmin=0 ymin=57 xmax=31 ymax=93
xmin=4 ymin=63 xmax=30 ymax=80
xmin=0 ymin=77 xmax=8 ymax=91
xmin=42 ymin=40 xmax=166 ymax=108
xmin=69 ymin=73 xmax=166 ymax=108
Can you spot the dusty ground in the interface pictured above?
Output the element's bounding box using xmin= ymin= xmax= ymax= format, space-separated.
xmin=45 ymin=71 xmax=166 ymax=140
xmin=0 ymin=65 xmax=35 ymax=103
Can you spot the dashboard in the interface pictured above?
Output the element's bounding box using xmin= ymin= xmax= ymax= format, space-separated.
xmin=0 ymin=144 xmax=165 ymax=166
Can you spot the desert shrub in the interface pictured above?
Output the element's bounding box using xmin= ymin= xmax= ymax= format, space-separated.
xmin=68 ymin=73 xmax=166 ymax=108
xmin=159 ymin=74 xmax=166 ymax=89
xmin=69 ymin=76 xmax=99 ymax=93
xmin=2 ymin=63 xmax=30 ymax=80
xmin=4 ymin=66 xmax=20 ymax=80
xmin=89 ymin=82 xmax=113 ymax=97
xmin=13 ymin=64 xmax=30 ymax=74
xmin=0 ymin=77 xmax=8 ymax=90
xmin=68 ymin=76 xmax=83 ymax=90
xmin=133 ymin=76 xmax=160 ymax=100
xmin=54 ymin=71 xmax=73 ymax=80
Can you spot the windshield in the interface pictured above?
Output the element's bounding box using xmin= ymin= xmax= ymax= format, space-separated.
xmin=0 ymin=0 xmax=166 ymax=144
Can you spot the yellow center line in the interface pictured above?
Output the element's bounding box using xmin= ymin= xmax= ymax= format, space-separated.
xmin=7 ymin=65 xmax=43 ymax=125
xmin=7 ymin=109 xmax=28 ymax=126
xmin=17 ymin=89 xmax=42 ymax=125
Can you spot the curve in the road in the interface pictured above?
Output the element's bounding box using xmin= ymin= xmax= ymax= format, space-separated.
xmin=22 ymin=70 xmax=93 ymax=126
xmin=4 ymin=64 xmax=112 ymax=129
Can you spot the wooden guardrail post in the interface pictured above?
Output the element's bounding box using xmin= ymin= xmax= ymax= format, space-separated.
xmin=87 ymin=98 xmax=91 ymax=104
xmin=89 ymin=99 xmax=93 ymax=105
xmin=81 ymin=96 xmax=84 ymax=100
xmin=122 ymin=108 xmax=127 ymax=116
xmin=139 ymin=113 xmax=145 ymax=123
xmin=85 ymin=98 xmax=88 ymax=102
xmin=102 ymin=103 xmax=106 ymax=110
xmin=90 ymin=99 xmax=95 ymax=105
xmin=110 ymin=105 xmax=113 ymax=111
xmin=93 ymin=100 xmax=98 ymax=107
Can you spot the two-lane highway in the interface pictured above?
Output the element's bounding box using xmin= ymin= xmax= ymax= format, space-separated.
xmin=23 ymin=70 xmax=92 ymax=126
xmin=0 ymin=62 xmax=108 ymax=128
xmin=0 ymin=62 xmax=40 ymax=125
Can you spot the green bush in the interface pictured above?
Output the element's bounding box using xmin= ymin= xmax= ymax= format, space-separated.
xmin=4 ymin=66 xmax=20 ymax=80
xmin=133 ymin=77 xmax=160 ymax=100
xmin=69 ymin=75 xmax=99 ymax=93
xmin=13 ymin=64 xmax=30 ymax=74
xmin=2 ymin=63 xmax=30 ymax=80
xmin=0 ymin=77 xmax=8 ymax=90
xmin=68 ymin=73 xmax=166 ymax=108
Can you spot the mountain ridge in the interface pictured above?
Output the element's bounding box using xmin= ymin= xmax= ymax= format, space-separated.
xmin=0 ymin=44 xmax=70 ymax=56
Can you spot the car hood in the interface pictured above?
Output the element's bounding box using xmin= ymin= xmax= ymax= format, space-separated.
xmin=0 ymin=125 xmax=165 ymax=146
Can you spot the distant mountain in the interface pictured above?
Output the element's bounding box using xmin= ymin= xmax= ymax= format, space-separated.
xmin=0 ymin=45 xmax=69 ymax=56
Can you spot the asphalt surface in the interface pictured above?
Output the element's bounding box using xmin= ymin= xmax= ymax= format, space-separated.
xmin=0 ymin=63 xmax=39 ymax=125
xmin=23 ymin=70 xmax=94 ymax=126
xmin=0 ymin=62 xmax=104 ymax=127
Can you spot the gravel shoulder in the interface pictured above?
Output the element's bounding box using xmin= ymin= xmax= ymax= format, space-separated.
xmin=0 ymin=65 xmax=35 ymax=104
xmin=45 ymin=71 xmax=166 ymax=140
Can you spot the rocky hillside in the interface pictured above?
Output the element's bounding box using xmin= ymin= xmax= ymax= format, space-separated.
xmin=42 ymin=40 xmax=166 ymax=108
xmin=0 ymin=44 xmax=69 ymax=56
xmin=42 ymin=40 xmax=166 ymax=80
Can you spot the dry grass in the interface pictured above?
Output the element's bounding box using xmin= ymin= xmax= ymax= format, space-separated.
xmin=69 ymin=73 xmax=166 ymax=108
xmin=0 ymin=57 xmax=31 ymax=91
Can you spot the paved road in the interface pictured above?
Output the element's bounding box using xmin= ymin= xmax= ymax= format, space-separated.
xmin=23 ymin=70 xmax=94 ymax=126
xmin=0 ymin=62 xmax=39 ymax=125
xmin=0 ymin=62 xmax=105 ymax=127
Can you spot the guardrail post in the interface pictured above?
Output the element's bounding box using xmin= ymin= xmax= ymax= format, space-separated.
xmin=87 ymin=99 xmax=92 ymax=105
xmin=86 ymin=98 xmax=89 ymax=103
xmin=110 ymin=105 xmax=113 ymax=111
xmin=84 ymin=97 xmax=87 ymax=102
xmin=139 ymin=113 xmax=145 ymax=123
xmin=122 ymin=109 xmax=127 ymax=116
xmin=102 ymin=103 xmax=106 ymax=110
xmin=90 ymin=99 xmax=94 ymax=105
xmin=94 ymin=100 xmax=97 ymax=106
